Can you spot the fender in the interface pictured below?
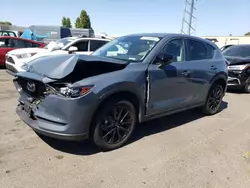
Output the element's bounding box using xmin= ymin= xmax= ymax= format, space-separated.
xmin=92 ymin=83 xmax=146 ymax=122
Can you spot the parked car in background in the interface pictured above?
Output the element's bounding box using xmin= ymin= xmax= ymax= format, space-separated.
xmin=0 ymin=36 xmax=45 ymax=66
xmin=223 ymin=44 xmax=250 ymax=93
xmin=5 ymin=37 xmax=111 ymax=74
xmin=13 ymin=33 xmax=227 ymax=151
xmin=220 ymin=44 xmax=234 ymax=52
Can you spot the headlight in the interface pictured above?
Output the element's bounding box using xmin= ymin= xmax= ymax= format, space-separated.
xmin=15 ymin=53 xmax=37 ymax=59
xmin=228 ymin=64 xmax=250 ymax=71
xmin=59 ymin=85 xmax=94 ymax=98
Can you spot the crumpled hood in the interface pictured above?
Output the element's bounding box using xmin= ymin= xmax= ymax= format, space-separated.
xmin=25 ymin=54 xmax=128 ymax=80
xmin=225 ymin=56 xmax=250 ymax=65
xmin=7 ymin=48 xmax=46 ymax=55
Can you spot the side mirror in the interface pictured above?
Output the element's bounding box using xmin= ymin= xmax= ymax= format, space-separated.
xmin=68 ymin=46 xmax=78 ymax=54
xmin=156 ymin=53 xmax=174 ymax=67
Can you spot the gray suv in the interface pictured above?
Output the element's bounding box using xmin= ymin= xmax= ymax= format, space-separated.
xmin=13 ymin=33 xmax=228 ymax=150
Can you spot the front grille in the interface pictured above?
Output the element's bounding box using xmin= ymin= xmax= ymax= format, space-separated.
xmin=17 ymin=78 xmax=46 ymax=98
xmin=228 ymin=71 xmax=241 ymax=78
xmin=228 ymin=79 xmax=239 ymax=85
xmin=6 ymin=56 xmax=15 ymax=64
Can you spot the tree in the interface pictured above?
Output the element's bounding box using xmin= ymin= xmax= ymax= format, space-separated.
xmin=244 ymin=32 xmax=250 ymax=36
xmin=66 ymin=17 xmax=72 ymax=28
xmin=0 ymin=21 xmax=12 ymax=25
xmin=75 ymin=10 xmax=91 ymax=28
xmin=61 ymin=17 xmax=67 ymax=27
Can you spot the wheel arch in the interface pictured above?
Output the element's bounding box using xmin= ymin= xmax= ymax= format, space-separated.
xmin=89 ymin=88 xmax=145 ymax=132
xmin=209 ymin=72 xmax=227 ymax=92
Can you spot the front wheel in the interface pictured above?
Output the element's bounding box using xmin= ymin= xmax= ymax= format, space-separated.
xmin=243 ymin=82 xmax=250 ymax=93
xmin=91 ymin=99 xmax=137 ymax=151
xmin=202 ymin=84 xmax=224 ymax=115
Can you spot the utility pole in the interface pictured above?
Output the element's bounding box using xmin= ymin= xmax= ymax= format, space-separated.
xmin=181 ymin=0 xmax=197 ymax=35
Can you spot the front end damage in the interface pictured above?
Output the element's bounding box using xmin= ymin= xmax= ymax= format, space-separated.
xmin=13 ymin=54 xmax=128 ymax=140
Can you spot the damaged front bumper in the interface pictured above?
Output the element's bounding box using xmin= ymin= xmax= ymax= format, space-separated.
xmin=227 ymin=70 xmax=250 ymax=88
xmin=14 ymin=80 xmax=98 ymax=141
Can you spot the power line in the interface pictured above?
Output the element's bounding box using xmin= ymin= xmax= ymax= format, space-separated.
xmin=180 ymin=0 xmax=198 ymax=35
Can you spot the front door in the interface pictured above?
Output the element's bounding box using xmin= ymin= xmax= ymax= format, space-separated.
xmin=146 ymin=38 xmax=195 ymax=115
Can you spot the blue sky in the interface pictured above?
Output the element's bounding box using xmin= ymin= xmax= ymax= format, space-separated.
xmin=1 ymin=0 xmax=250 ymax=36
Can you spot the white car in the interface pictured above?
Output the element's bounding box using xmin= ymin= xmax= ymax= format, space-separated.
xmin=5 ymin=37 xmax=111 ymax=75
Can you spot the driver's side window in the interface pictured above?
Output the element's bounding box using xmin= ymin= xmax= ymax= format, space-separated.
xmin=156 ymin=39 xmax=184 ymax=63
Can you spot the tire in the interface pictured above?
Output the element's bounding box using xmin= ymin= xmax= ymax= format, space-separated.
xmin=243 ymin=83 xmax=250 ymax=93
xmin=91 ymin=99 xmax=137 ymax=151
xmin=202 ymin=84 xmax=224 ymax=115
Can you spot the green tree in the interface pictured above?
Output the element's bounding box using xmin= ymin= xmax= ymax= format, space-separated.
xmin=244 ymin=32 xmax=250 ymax=36
xmin=0 ymin=21 xmax=12 ymax=25
xmin=75 ymin=10 xmax=91 ymax=28
xmin=66 ymin=17 xmax=72 ymax=28
xmin=61 ymin=17 xmax=67 ymax=27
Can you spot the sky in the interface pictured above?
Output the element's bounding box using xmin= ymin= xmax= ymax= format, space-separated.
xmin=1 ymin=0 xmax=250 ymax=36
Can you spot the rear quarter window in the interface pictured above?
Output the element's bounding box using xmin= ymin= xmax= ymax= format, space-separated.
xmin=205 ymin=43 xmax=215 ymax=59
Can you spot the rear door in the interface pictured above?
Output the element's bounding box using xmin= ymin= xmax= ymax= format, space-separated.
xmin=184 ymin=38 xmax=217 ymax=103
xmin=146 ymin=38 xmax=195 ymax=115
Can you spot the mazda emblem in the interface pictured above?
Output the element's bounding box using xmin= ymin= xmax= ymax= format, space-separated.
xmin=26 ymin=81 xmax=36 ymax=92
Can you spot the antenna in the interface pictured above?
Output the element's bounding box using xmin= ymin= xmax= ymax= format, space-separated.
xmin=181 ymin=0 xmax=197 ymax=35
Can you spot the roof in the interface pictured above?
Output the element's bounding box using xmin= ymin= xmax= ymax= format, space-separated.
xmin=124 ymin=33 xmax=218 ymax=47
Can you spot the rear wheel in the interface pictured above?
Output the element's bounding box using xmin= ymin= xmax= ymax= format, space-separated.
xmin=202 ymin=84 xmax=224 ymax=115
xmin=91 ymin=99 xmax=137 ymax=151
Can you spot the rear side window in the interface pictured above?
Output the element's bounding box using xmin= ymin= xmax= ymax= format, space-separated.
xmin=90 ymin=40 xmax=108 ymax=51
xmin=205 ymin=44 xmax=215 ymax=59
xmin=73 ymin=40 xmax=89 ymax=51
xmin=186 ymin=39 xmax=207 ymax=61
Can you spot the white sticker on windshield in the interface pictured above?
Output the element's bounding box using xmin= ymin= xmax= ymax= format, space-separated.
xmin=129 ymin=57 xmax=136 ymax=60
xmin=140 ymin=36 xmax=160 ymax=41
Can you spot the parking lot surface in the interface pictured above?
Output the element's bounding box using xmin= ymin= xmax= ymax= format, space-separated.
xmin=0 ymin=70 xmax=250 ymax=188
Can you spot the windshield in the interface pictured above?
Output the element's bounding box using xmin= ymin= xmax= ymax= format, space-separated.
xmin=91 ymin=35 xmax=161 ymax=62
xmin=43 ymin=38 xmax=74 ymax=49
xmin=222 ymin=45 xmax=250 ymax=58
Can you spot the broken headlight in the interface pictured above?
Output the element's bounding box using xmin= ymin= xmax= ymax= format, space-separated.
xmin=59 ymin=86 xmax=94 ymax=98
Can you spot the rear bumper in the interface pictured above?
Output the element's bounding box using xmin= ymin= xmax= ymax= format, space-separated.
xmin=16 ymin=104 xmax=88 ymax=141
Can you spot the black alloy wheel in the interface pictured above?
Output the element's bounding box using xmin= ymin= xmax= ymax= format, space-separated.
xmin=243 ymin=83 xmax=250 ymax=93
xmin=92 ymin=100 xmax=137 ymax=151
xmin=203 ymin=84 xmax=224 ymax=115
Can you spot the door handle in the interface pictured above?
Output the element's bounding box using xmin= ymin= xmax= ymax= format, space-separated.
xmin=210 ymin=65 xmax=217 ymax=70
xmin=181 ymin=70 xmax=191 ymax=77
